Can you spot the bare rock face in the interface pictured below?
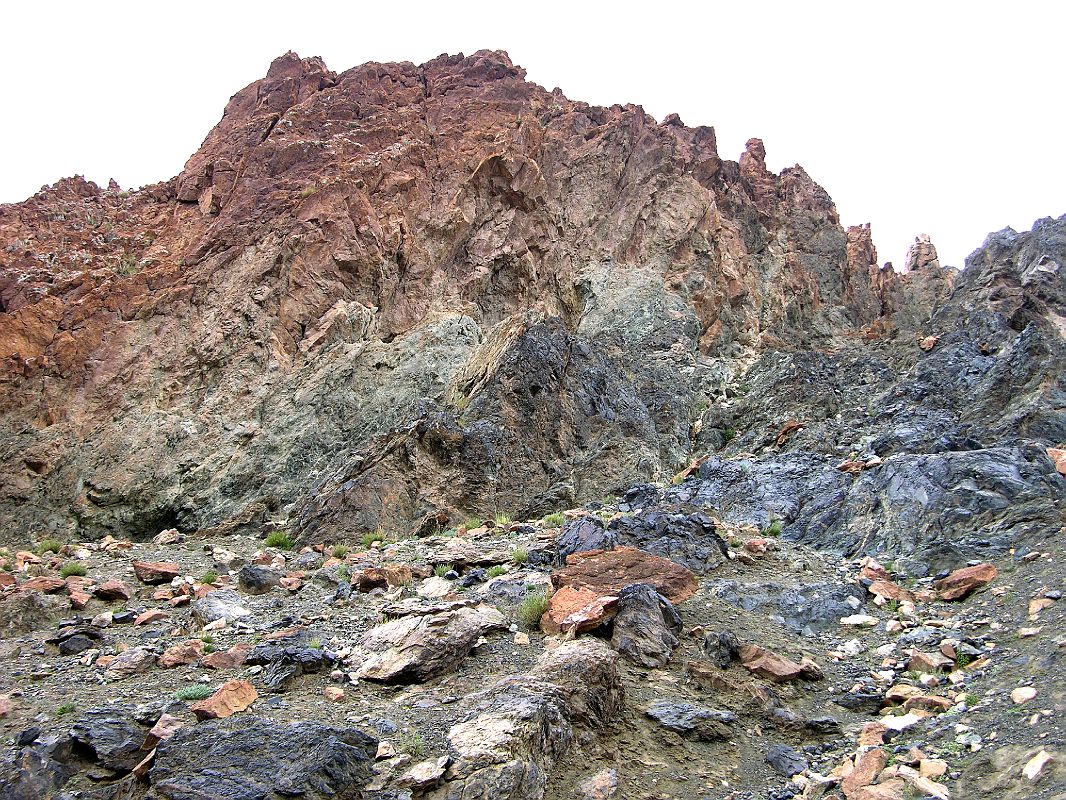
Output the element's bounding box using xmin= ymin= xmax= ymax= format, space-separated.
xmin=429 ymin=639 xmax=624 ymax=799
xmin=0 ymin=49 xmax=952 ymax=545
xmin=0 ymin=50 xmax=1061 ymax=580
xmin=905 ymin=233 xmax=941 ymax=271
xmin=356 ymin=601 xmax=506 ymax=683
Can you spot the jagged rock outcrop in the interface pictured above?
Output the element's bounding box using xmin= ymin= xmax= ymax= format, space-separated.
xmin=0 ymin=50 xmax=1061 ymax=570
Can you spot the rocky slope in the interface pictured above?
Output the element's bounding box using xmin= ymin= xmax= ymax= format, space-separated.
xmin=0 ymin=48 xmax=1063 ymax=800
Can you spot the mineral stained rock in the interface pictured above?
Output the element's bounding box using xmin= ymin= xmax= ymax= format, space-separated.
xmin=0 ymin=47 xmax=1062 ymax=568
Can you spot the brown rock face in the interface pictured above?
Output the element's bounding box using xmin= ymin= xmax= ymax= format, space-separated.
xmin=738 ymin=644 xmax=805 ymax=683
xmin=0 ymin=50 xmax=962 ymax=545
xmin=935 ymin=563 xmax=997 ymax=600
xmin=190 ymin=679 xmax=257 ymax=719
xmin=552 ymin=547 xmax=699 ymax=603
xmin=904 ymin=233 xmax=940 ymax=271
xmin=132 ymin=561 xmax=180 ymax=585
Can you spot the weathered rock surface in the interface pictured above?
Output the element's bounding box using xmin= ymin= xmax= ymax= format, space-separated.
xmin=7 ymin=49 xmax=1048 ymax=556
xmin=150 ymin=716 xmax=377 ymax=800
xmin=644 ymin=699 xmax=736 ymax=740
xmin=610 ymin=583 xmax=682 ymax=667
xmin=429 ymin=639 xmax=623 ymax=799
xmin=552 ymin=547 xmax=699 ymax=603
xmin=191 ymin=589 xmax=251 ymax=627
xmin=357 ymin=602 xmax=505 ymax=683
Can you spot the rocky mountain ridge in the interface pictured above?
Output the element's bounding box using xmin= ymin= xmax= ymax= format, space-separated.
xmin=0 ymin=48 xmax=1063 ymax=800
xmin=0 ymin=49 xmax=1008 ymax=555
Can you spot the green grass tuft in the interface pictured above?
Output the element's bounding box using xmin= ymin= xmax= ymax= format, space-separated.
xmin=265 ymin=531 xmax=294 ymax=550
xmin=56 ymin=702 xmax=77 ymax=716
xmin=398 ymin=730 xmax=424 ymax=758
xmin=510 ymin=548 xmax=529 ymax=565
xmin=516 ymin=590 xmax=549 ymax=629
xmin=199 ymin=570 xmax=218 ymax=585
xmin=37 ymin=538 xmax=63 ymax=555
xmin=360 ymin=531 xmax=388 ymax=549
xmin=763 ymin=518 xmax=784 ymax=537
xmin=541 ymin=512 xmax=565 ymax=527
xmin=433 ymin=564 xmax=451 ymax=577
xmin=174 ymin=684 xmax=213 ymax=702
xmin=331 ymin=544 xmax=350 ymax=559
xmin=59 ymin=562 xmax=86 ymax=578
xmin=486 ymin=565 xmax=507 ymax=578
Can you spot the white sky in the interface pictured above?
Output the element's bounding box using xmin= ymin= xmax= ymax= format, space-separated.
xmin=2 ymin=1 xmax=1062 ymax=269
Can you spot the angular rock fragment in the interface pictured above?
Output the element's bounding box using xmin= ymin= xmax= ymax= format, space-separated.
xmin=357 ymin=603 xmax=505 ymax=683
xmin=106 ymin=647 xmax=156 ymax=677
xmin=443 ymin=640 xmax=623 ymax=798
xmin=645 ymin=699 xmax=736 ymax=740
xmin=610 ymin=583 xmax=682 ymax=667
xmin=934 ymin=563 xmax=996 ymax=600
xmin=553 ymin=546 xmax=698 ymax=603
xmin=542 ymin=586 xmax=617 ymax=635
xmin=189 ymin=679 xmax=257 ymax=720
xmin=151 ymin=716 xmax=377 ymax=800
xmin=191 ymin=589 xmax=251 ymax=627
xmin=237 ymin=565 xmax=282 ymax=595
xmin=132 ymin=561 xmax=180 ymax=585
xmin=765 ymin=743 xmax=808 ymax=777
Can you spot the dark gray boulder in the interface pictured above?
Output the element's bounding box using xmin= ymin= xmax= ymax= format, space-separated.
xmin=645 ymin=699 xmax=737 ymax=741
xmin=69 ymin=707 xmax=147 ymax=773
xmin=150 ymin=716 xmax=377 ymax=800
xmin=765 ymin=743 xmax=809 ymax=777
xmin=610 ymin=583 xmax=682 ymax=668
xmin=237 ymin=565 xmax=282 ymax=595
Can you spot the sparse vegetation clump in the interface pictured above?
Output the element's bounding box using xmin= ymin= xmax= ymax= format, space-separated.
xmin=510 ymin=548 xmax=529 ymax=565
xmin=199 ymin=570 xmax=218 ymax=585
xmin=360 ymin=533 xmax=390 ymax=550
xmin=517 ymin=590 xmax=549 ymax=629
xmin=486 ymin=565 xmax=508 ymax=578
xmin=265 ymin=531 xmax=294 ymax=550
xmin=494 ymin=512 xmax=512 ymax=526
xmin=56 ymin=702 xmax=77 ymax=716
xmin=59 ymin=562 xmax=86 ymax=578
xmin=331 ymin=544 xmax=350 ymax=559
xmin=398 ymin=730 xmax=424 ymax=758
xmin=541 ymin=512 xmax=565 ymax=527
xmin=37 ymin=538 xmax=63 ymax=555
xmin=763 ymin=518 xmax=784 ymax=537
xmin=433 ymin=563 xmax=452 ymax=577
xmin=174 ymin=684 xmax=213 ymax=702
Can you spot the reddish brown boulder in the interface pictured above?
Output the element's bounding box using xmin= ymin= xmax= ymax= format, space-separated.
xmin=1047 ymin=447 xmax=1066 ymax=475
xmin=738 ymin=644 xmax=805 ymax=683
xmin=200 ymin=642 xmax=252 ymax=670
xmin=144 ymin=713 xmax=184 ymax=748
xmin=552 ymin=547 xmax=698 ymax=604
xmin=135 ymin=609 xmax=168 ymax=625
xmin=190 ymin=679 xmax=257 ymax=719
xmin=68 ymin=589 xmax=92 ymax=610
xmin=159 ymin=640 xmax=205 ymax=668
xmin=353 ymin=564 xmax=413 ymax=591
xmin=0 ymin=572 xmax=14 ymax=588
xmin=21 ymin=577 xmax=66 ymax=593
xmin=842 ymin=748 xmax=889 ymax=797
xmin=132 ymin=561 xmax=181 ymax=585
xmin=935 ymin=563 xmax=996 ymax=600
xmin=907 ymin=650 xmax=954 ymax=672
xmin=541 ymin=586 xmax=617 ymax=635
xmin=94 ymin=579 xmax=131 ymax=600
